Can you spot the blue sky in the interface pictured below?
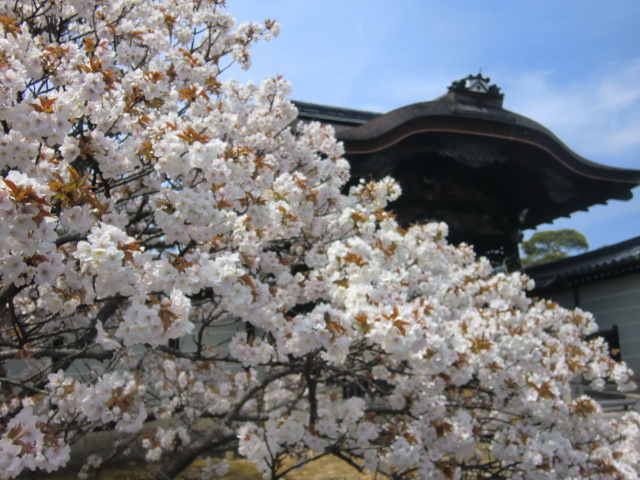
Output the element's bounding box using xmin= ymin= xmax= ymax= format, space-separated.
xmin=229 ymin=1 xmax=640 ymax=250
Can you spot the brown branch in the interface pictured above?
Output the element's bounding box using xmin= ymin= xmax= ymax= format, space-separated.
xmin=0 ymin=283 xmax=24 ymax=320
xmin=223 ymin=367 xmax=303 ymax=426
xmin=157 ymin=429 xmax=237 ymax=479
xmin=273 ymin=451 xmax=331 ymax=480
xmin=0 ymin=347 xmax=114 ymax=361
xmin=153 ymin=367 xmax=303 ymax=479
xmin=326 ymin=447 xmax=367 ymax=474
xmin=71 ymin=296 xmax=123 ymax=349
xmin=304 ymin=354 xmax=318 ymax=433
xmin=55 ymin=232 xmax=87 ymax=247
xmin=155 ymin=344 xmax=236 ymax=363
xmin=0 ymin=376 xmax=47 ymax=395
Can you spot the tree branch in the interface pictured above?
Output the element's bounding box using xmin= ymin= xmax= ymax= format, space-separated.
xmin=0 ymin=347 xmax=114 ymax=361
xmin=157 ymin=430 xmax=237 ymax=479
xmin=0 ymin=283 xmax=24 ymax=318
xmin=223 ymin=367 xmax=303 ymax=426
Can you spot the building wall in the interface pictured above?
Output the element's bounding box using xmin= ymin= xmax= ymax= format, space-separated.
xmin=537 ymin=272 xmax=640 ymax=377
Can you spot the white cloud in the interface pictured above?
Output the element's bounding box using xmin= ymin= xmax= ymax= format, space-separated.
xmin=503 ymin=59 xmax=640 ymax=166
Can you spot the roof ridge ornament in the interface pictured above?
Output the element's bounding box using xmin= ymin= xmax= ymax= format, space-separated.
xmin=447 ymin=73 xmax=504 ymax=107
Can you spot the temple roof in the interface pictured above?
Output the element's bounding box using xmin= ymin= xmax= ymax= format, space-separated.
xmin=526 ymin=235 xmax=640 ymax=289
xmin=334 ymin=78 xmax=638 ymax=186
xmin=294 ymin=100 xmax=379 ymax=128
xmin=294 ymin=75 xmax=640 ymax=266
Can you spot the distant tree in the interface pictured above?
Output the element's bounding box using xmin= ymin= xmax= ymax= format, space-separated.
xmin=521 ymin=229 xmax=589 ymax=266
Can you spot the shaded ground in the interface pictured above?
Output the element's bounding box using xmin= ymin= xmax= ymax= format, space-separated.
xmin=18 ymin=453 xmax=375 ymax=480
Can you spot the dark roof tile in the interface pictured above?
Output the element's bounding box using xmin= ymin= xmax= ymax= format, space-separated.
xmin=526 ymin=236 xmax=640 ymax=288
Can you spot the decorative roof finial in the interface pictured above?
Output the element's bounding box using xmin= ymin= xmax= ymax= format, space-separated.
xmin=447 ymin=73 xmax=504 ymax=106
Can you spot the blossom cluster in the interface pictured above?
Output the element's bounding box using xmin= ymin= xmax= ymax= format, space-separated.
xmin=0 ymin=0 xmax=639 ymax=479
xmin=47 ymin=370 xmax=147 ymax=433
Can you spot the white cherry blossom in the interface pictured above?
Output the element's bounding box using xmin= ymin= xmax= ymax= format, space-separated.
xmin=0 ymin=0 xmax=638 ymax=479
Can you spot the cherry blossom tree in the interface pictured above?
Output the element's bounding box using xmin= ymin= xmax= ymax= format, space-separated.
xmin=1 ymin=1 xmax=639 ymax=479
